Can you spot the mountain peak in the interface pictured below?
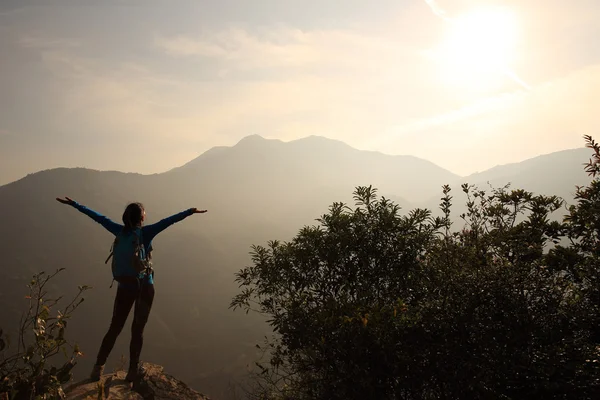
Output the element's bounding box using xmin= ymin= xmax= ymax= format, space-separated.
xmin=290 ymin=135 xmax=352 ymax=147
xmin=233 ymin=134 xmax=348 ymax=149
xmin=235 ymin=134 xmax=268 ymax=145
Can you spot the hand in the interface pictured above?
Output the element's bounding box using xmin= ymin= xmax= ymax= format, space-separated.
xmin=56 ymin=196 xmax=75 ymax=205
xmin=191 ymin=208 xmax=207 ymax=214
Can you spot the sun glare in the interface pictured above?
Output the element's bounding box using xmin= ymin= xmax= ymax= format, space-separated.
xmin=433 ymin=6 xmax=519 ymax=91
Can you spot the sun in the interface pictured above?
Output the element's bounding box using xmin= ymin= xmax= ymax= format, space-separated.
xmin=432 ymin=6 xmax=519 ymax=91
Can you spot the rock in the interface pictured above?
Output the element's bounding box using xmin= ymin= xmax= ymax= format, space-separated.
xmin=63 ymin=371 xmax=143 ymax=400
xmin=64 ymin=363 xmax=210 ymax=400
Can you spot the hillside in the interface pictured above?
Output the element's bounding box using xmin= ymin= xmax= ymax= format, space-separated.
xmin=463 ymin=147 xmax=590 ymax=199
xmin=169 ymin=135 xmax=458 ymax=204
xmin=0 ymin=135 xmax=591 ymax=399
xmin=420 ymin=146 xmax=592 ymax=219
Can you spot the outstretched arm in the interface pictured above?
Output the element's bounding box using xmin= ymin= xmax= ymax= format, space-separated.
xmin=143 ymin=208 xmax=207 ymax=240
xmin=56 ymin=196 xmax=122 ymax=235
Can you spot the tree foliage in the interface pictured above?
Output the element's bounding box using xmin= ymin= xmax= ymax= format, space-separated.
xmin=231 ymin=136 xmax=600 ymax=399
xmin=0 ymin=269 xmax=90 ymax=399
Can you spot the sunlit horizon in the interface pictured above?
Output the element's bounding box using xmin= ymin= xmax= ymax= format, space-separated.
xmin=0 ymin=0 xmax=599 ymax=184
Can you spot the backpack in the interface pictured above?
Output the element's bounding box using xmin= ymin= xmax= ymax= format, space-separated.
xmin=104 ymin=228 xmax=152 ymax=287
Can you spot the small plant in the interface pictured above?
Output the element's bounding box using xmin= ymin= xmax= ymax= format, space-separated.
xmin=0 ymin=268 xmax=91 ymax=399
xmin=114 ymin=354 xmax=126 ymax=374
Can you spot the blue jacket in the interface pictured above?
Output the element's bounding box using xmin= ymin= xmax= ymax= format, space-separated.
xmin=70 ymin=202 xmax=194 ymax=286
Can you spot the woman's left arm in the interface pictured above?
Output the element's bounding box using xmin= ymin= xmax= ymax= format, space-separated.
xmin=143 ymin=208 xmax=207 ymax=239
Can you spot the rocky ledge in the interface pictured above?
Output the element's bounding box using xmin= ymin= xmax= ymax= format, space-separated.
xmin=64 ymin=362 xmax=210 ymax=400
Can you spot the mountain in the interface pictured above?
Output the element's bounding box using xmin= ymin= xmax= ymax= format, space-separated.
xmin=419 ymin=146 xmax=592 ymax=219
xmin=162 ymin=135 xmax=455 ymax=230
xmin=170 ymin=134 xmax=457 ymax=203
xmin=463 ymin=147 xmax=590 ymax=200
xmin=0 ymin=135 xmax=592 ymax=399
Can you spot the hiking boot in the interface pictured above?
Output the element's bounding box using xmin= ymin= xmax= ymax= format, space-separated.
xmin=90 ymin=364 xmax=104 ymax=381
xmin=125 ymin=363 xmax=145 ymax=382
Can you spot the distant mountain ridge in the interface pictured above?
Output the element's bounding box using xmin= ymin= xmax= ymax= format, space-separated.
xmin=5 ymin=135 xmax=587 ymax=198
xmin=451 ymin=146 xmax=590 ymax=205
xmin=167 ymin=134 xmax=459 ymax=205
xmin=464 ymin=147 xmax=588 ymax=181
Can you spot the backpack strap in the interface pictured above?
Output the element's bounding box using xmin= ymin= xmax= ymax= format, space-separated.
xmin=105 ymin=242 xmax=115 ymax=264
xmin=136 ymin=229 xmax=154 ymax=278
xmin=106 ymin=230 xmax=123 ymax=288
xmin=105 ymin=232 xmax=121 ymax=264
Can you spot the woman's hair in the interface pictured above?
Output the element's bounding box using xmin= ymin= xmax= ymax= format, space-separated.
xmin=122 ymin=202 xmax=145 ymax=230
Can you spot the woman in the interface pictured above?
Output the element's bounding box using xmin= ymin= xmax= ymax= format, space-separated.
xmin=56 ymin=196 xmax=207 ymax=381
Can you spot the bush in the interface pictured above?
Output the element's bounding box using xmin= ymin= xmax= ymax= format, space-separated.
xmin=0 ymin=268 xmax=90 ymax=399
xmin=231 ymin=137 xmax=600 ymax=399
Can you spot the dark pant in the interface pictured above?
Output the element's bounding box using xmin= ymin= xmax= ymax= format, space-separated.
xmin=95 ymin=283 xmax=155 ymax=367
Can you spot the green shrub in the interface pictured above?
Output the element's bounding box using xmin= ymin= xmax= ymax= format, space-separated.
xmin=232 ymin=136 xmax=600 ymax=399
xmin=0 ymin=269 xmax=90 ymax=399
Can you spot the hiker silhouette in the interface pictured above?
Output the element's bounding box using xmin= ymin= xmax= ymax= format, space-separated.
xmin=56 ymin=197 xmax=207 ymax=381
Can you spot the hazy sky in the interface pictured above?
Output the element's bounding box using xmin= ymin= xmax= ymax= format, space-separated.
xmin=1 ymin=0 xmax=599 ymax=184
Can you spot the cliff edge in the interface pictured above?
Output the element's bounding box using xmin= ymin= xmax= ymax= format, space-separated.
xmin=64 ymin=362 xmax=210 ymax=400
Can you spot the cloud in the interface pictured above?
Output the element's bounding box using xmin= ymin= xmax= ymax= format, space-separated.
xmin=154 ymin=26 xmax=407 ymax=74
xmin=0 ymin=6 xmax=28 ymax=18
xmin=155 ymin=28 xmax=319 ymax=72
xmin=424 ymin=0 xmax=450 ymax=21
xmin=18 ymin=35 xmax=80 ymax=49
xmin=155 ymin=35 xmax=229 ymax=58
xmin=379 ymin=91 xmax=523 ymax=136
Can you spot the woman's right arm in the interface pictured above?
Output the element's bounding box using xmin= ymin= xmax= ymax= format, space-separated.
xmin=56 ymin=197 xmax=122 ymax=235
